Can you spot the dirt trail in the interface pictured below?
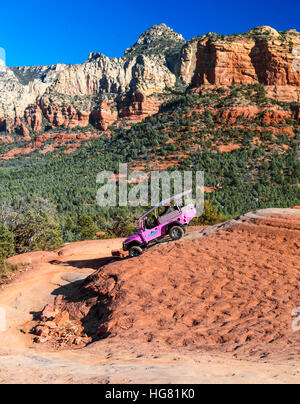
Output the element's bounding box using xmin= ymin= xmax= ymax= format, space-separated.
xmin=0 ymin=239 xmax=123 ymax=353
xmin=1 ymin=348 xmax=300 ymax=384
xmin=0 ymin=211 xmax=300 ymax=384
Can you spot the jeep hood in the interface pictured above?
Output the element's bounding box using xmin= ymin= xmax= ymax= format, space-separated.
xmin=124 ymin=231 xmax=142 ymax=244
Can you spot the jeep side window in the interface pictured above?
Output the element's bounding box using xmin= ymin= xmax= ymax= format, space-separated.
xmin=145 ymin=218 xmax=157 ymax=230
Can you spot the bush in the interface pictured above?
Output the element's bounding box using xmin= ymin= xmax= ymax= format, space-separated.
xmin=78 ymin=214 xmax=99 ymax=240
xmin=192 ymin=200 xmax=227 ymax=226
xmin=14 ymin=211 xmax=62 ymax=253
xmin=0 ymin=259 xmax=18 ymax=285
xmin=0 ymin=224 xmax=16 ymax=284
xmin=0 ymin=224 xmax=15 ymax=260
xmin=0 ymin=198 xmax=63 ymax=253
xmin=111 ymin=216 xmax=138 ymax=237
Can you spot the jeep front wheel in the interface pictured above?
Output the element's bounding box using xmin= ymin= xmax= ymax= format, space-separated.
xmin=169 ymin=226 xmax=184 ymax=241
xmin=129 ymin=246 xmax=143 ymax=258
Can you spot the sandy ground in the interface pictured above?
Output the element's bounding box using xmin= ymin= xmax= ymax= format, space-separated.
xmin=0 ymin=213 xmax=300 ymax=384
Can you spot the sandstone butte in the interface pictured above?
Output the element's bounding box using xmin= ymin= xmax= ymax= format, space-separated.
xmin=0 ymin=24 xmax=299 ymax=142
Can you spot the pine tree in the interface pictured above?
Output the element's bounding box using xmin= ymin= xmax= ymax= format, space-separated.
xmin=0 ymin=224 xmax=16 ymax=284
xmin=0 ymin=224 xmax=15 ymax=260
xmin=78 ymin=214 xmax=99 ymax=240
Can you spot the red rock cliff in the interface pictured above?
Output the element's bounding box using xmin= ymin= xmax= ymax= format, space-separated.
xmin=177 ymin=27 xmax=300 ymax=101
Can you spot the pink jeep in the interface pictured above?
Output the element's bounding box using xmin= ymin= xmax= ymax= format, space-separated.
xmin=123 ymin=192 xmax=196 ymax=257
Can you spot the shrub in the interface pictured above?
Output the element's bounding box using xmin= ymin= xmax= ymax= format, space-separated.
xmin=0 ymin=224 xmax=15 ymax=260
xmin=0 ymin=224 xmax=16 ymax=284
xmin=192 ymin=200 xmax=227 ymax=226
xmin=111 ymin=216 xmax=138 ymax=237
xmin=0 ymin=258 xmax=18 ymax=285
xmin=0 ymin=198 xmax=63 ymax=253
xmin=14 ymin=211 xmax=62 ymax=253
xmin=78 ymin=214 xmax=99 ymax=240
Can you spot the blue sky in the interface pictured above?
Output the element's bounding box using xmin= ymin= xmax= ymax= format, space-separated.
xmin=1 ymin=0 xmax=299 ymax=66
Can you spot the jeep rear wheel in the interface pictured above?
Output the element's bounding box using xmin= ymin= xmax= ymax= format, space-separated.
xmin=169 ymin=226 xmax=184 ymax=241
xmin=129 ymin=246 xmax=143 ymax=258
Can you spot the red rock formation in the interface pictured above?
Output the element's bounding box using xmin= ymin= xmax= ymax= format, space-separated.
xmin=193 ymin=37 xmax=300 ymax=90
xmin=39 ymin=101 xmax=118 ymax=131
xmin=0 ymin=117 xmax=30 ymax=138
xmin=249 ymin=39 xmax=299 ymax=86
xmin=178 ymin=31 xmax=300 ymax=102
xmin=15 ymin=122 xmax=31 ymax=140
xmin=215 ymin=105 xmax=293 ymax=125
xmin=0 ymin=118 xmax=6 ymax=132
xmin=90 ymin=102 xmax=118 ymax=130
xmin=25 ymin=105 xmax=43 ymax=132
xmin=118 ymin=92 xmax=162 ymax=122
xmin=40 ymin=102 xmax=90 ymax=129
xmin=191 ymin=39 xmax=257 ymax=87
xmin=0 ymin=136 xmax=13 ymax=144
xmin=265 ymin=86 xmax=300 ymax=103
xmin=34 ymin=209 xmax=300 ymax=357
xmin=0 ymin=118 xmax=13 ymax=134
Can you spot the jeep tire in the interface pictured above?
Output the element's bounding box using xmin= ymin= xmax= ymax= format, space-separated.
xmin=169 ymin=226 xmax=185 ymax=241
xmin=129 ymin=246 xmax=143 ymax=257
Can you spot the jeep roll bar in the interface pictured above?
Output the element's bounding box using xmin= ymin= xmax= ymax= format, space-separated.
xmin=138 ymin=190 xmax=192 ymax=229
